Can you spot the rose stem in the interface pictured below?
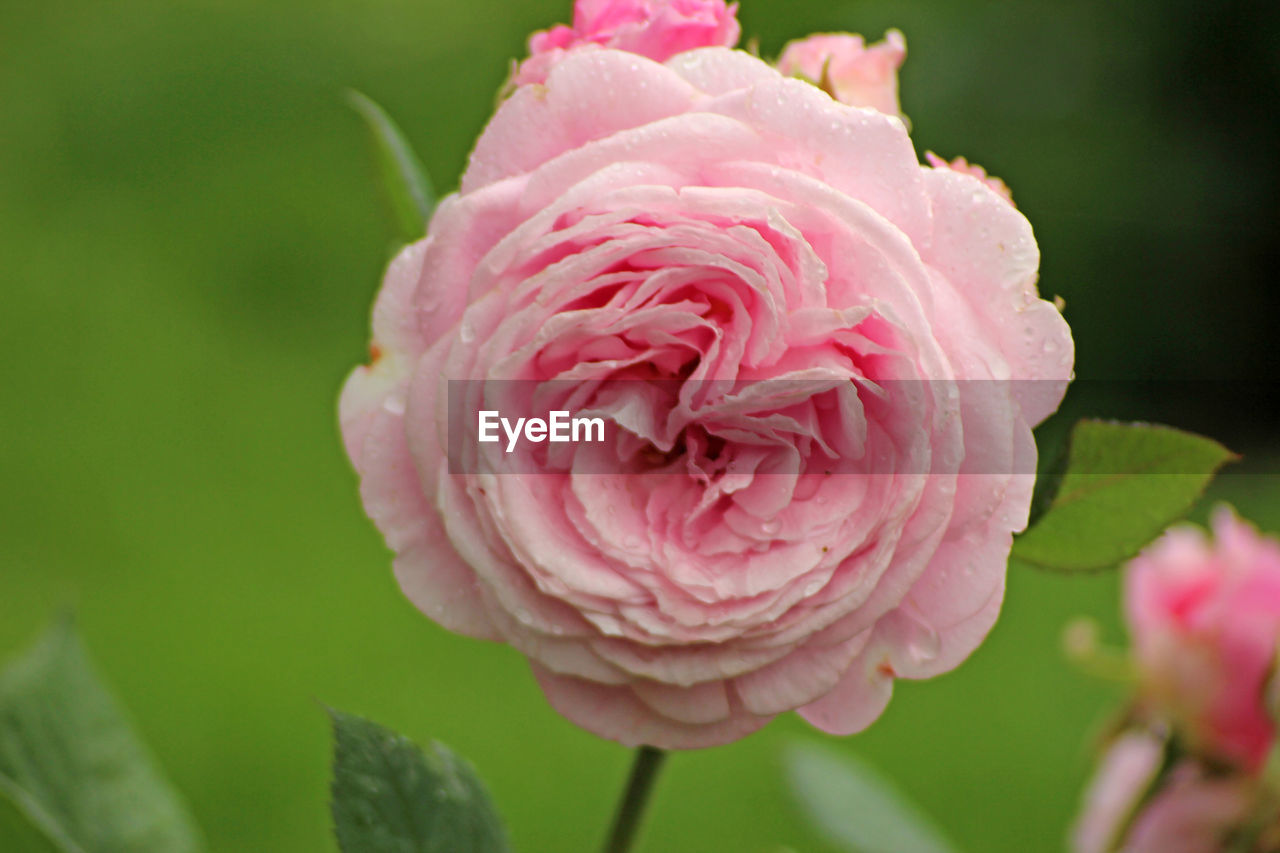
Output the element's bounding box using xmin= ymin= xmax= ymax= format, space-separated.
xmin=601 ymin=745 xmax=668 ymax=853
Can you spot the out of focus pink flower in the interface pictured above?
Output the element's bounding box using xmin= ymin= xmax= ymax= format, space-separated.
xmin=1073 ymin=734 xmax=1258 ymax=853
xmin=1071 ymin=731 xmax=1165 ymax=853
xmin=1125 ymin=507 xmax=1280 ymax=770
xmin=1125 ymin=766 xmax=1256 ymax=853
xmin=515 ymin=0 xmax=740 ymax=85
xmin=776 ymin=31 xmax=906 ymax=116
xmin=926 ymin=152 xmax=1014 ymax=205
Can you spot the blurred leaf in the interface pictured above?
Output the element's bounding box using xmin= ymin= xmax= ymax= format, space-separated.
xmin=783 ymin=741 xmax=960 ymax=853
xmin=329 ymin=710 xmax=511 ymax=853
xmin=0 ymin=784 xmax=68 ymax=853
xmin=1013 ymin=420 xmax=1236 ymax=572
xmin=0 ymin=618 xmax=203 ymax=853
xmin=345 ymin=89 xmax=436 ymax=243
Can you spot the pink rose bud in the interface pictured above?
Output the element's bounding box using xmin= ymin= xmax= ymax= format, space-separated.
xmin=1125 ymin=507 xmax=1280 ymax=769
xmin=1073 ymin=735 xmax=1258 ymax=853
xmin=1071 ymin=731 xmax=1166 ymax=853
xmin=926 ymin=151 xmax=1015 ymax=205
xmin=1124 ymin=767 xmax=1257 ymax=853
xmin=341 ymin=46 xmax=1071 ymax=749
xmin=776 ymin=31 xmax=906 ymax=115
xmin=515 ymin=0 xmax=741 ymax=85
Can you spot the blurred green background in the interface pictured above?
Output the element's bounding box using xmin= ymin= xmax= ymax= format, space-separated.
xmin=2 ymin=0 xmax=1278 ymax=850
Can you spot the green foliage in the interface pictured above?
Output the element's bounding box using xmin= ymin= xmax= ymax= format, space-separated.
xmin=346 ymin=89 xmax=437 ymax=244
xmin=0 ymin=619 xmax=203 ymax=853
xmin=330 ymin=710 xmax=511 ymax=853
xmin=0 ymin=786 xmax=67 ymax=853
xmin=784 ymin=741 xmax=960 ymax=853
xmin=1014 ymin=420 xmax=1236 ymax=572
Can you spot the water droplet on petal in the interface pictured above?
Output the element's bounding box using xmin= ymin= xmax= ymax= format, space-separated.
xmin=897 ymin=608 xmax=941 ymax=665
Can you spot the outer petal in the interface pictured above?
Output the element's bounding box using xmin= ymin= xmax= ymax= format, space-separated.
xmin=894 ymin=425 xmax=1035 ymax=679
xmin=410 ymin=179 xmax=530 ymax=343
xmin=732 ymin=630 xmax=871 ymax=715
xmin=703 ymin=75 xmax=930 ymax=247
xmin=533 ymin=666 xmax=771 ymax=748
xmin=794 ymin=653 xmax=894 ymax=736
xmin=664 ymin=46 xmax=779 ymax=95
xmin=465 ymin=50 xmax=700 ymax=191
xmin=350 ymin=392 xmax=501 ymax=640
xmin=632 ymin=678 xmax=732 ymax=725
xmin=926 ymin=152 xmax=1013 ymax=204
xmin=338 ymin=239 xmax=431 ymax=461
xmin=921 ymin=167 xmax=1072 ymax=425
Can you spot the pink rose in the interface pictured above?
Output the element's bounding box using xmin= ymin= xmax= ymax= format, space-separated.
xmin=515 ymin=0 xmax=740 ymax=85
xmin=1072 ymin=734 xmax=1257 ymax=853
xmin=340 ymin=46 xmax=1072 ymax=748
xmin=1126 ymin=507 xmax=1280 ymax=769
xmin=926 ymin=152 xmax=1014 ymax=205
xmin=776 ymin=31 xmax=906 ymax=115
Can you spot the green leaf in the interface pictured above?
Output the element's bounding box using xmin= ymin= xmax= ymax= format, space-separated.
xmin=0 ymin=783 xmax=68 ymax=853
xmin=329 ymin=710 xmax=511 ymax=853
xmin=1013 ymin=419 xmax=1237 ymax=573
xmin=0 ymin=618 xmax=203 ymax=853
xmin=783 ymin=741 xmax=960 ymax=853
xmin=1025 ymin=418 xmax=1071 ymax=529
xmin=345 ymin=89 xmax=436 ymax=243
